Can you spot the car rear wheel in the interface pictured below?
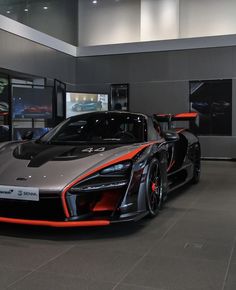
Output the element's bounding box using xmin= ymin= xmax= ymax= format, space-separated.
xmin=191 ymin=144 xmax=201 ymax=184
xmin=146 ymin=158 xmax=163 ymax=217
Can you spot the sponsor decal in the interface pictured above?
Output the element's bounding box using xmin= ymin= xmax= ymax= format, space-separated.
xmin=0 ymin=186 xmax=39 ymax=201
xmin=0 ymin=189 xmax=14 ymax=195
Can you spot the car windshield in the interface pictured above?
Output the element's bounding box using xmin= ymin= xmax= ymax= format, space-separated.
xmin=39 ymin=113 xmax=146 ymax=144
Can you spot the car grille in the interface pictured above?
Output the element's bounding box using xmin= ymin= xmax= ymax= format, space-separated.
xmin=0 ymin=193 xmax=65 ymax=221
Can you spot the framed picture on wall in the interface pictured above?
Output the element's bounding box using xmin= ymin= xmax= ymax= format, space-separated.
xmin=189 ymin=79 xmax=232 ymax=136
xmin=110 ymin=84 xmax=129 ymax=111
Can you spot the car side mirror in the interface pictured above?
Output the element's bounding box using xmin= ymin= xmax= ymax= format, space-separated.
xmin=22 ymin=130 xmax=34 ymax=140
xmin=163 ymin=131 xmax=179 ymax=142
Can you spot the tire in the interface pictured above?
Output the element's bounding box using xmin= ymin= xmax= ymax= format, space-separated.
xmin=146 ymin=158 xmax=163 ymax=217
xmin=191 ymin=144 xmax=201 ymax=184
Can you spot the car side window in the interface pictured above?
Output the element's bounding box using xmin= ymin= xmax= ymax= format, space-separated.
xmin=147 ymin=117 xmax=161 ymax=141
xmin=153 ymin=120 xmax=162 ymax=137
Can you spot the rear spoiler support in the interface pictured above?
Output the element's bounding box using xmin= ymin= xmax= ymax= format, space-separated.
xmin=153 ymin=112 xmax=198 ymax=129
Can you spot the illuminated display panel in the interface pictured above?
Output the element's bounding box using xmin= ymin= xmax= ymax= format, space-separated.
xmin=66 ymin=92 xmax=108 ymax=118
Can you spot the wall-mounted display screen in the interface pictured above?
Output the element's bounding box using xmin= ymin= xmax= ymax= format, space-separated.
xmin=66 ymin=92 xmax=108 ymax=118
xmin=189 ymin=79 xmax=232 ymax=136
xmin=13 ymin=87 xmax=53 ymax=119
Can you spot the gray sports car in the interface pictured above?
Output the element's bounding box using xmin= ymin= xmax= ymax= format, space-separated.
xmin=0 ymin=111 xmax=200 ymax=227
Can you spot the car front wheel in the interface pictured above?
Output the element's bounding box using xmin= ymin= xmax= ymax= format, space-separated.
xmin=146 ymin=158 xmax=163 ymax=217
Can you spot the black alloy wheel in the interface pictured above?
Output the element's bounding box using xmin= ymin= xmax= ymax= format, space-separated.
xmin=146 ymin=158 xmax=163 ymax=217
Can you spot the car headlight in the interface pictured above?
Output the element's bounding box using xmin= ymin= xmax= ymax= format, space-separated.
xmin=100 ymin=161 xmax=131 ymax=175
xmin=68 ymin=161 xmax=132 ymax=194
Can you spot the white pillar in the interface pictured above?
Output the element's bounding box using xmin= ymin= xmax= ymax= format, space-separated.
xmin=140 ymin=0 xmax=180 ymax=41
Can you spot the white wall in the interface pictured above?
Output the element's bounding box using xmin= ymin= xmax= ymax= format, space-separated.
xmin=78 ymin=0 xmax=140 ymax=46
xmin=78 ymin=0 xmax=236 ymax=47
xmin=141 ymin=0 xmax=179 ymax=41
xmin=180 ymin=0 xmax=236 ymax=38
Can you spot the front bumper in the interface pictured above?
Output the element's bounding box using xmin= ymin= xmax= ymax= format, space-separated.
xmin=0 ymin=211 xmax=148 ymax=227
xmin=0 ymin=217 xmax=110 ymax=227
xmin=0 ymin=189 xmax=135 ymax=227
xmin=0 ymin=163 xmax=144 ymax=227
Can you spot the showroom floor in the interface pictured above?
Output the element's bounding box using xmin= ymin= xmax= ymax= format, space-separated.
xmin=0 ymin=161 xmax=235 ymax=290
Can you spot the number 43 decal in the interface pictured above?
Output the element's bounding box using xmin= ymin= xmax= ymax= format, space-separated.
xmin=82 ymin=147 xmax=106 ymax=153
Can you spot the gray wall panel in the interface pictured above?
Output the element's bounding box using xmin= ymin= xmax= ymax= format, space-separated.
xmin=76 ymin=55 xmax=131 ymax=84
xmin=76 ymin=47 xmax=236 ymax=84
xmin=76 ymin=47 xmax=236 ymax=158
xmin=0 ymin=29 xmax=75 ymax=84
xmin=200 ymin=136 xmax=236 ymax=159
xmin=130 ymin=81 xmax=188 ymax=114
xmin=186 ymin=47 xmax=234 ymax=80
xmin=129 ymin=52 xmax=172 ymax=82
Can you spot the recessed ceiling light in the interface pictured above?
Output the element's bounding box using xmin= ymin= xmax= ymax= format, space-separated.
xmin=43 ymin=6 xmax=48 ymax=10
xmin=6 ymin=10 xmax=11 ymax=14
xmin=24 ymin=8 xmax=29 ymax=12
xmin=92 ymin=0 xmax=97 ymax=4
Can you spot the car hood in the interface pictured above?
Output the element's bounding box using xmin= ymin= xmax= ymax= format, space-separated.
xmin=0 ymin=141 xmax=145 ymax=192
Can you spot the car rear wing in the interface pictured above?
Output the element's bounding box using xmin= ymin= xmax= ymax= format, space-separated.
xmin=153 ymin=112 xmax=198 ymax=129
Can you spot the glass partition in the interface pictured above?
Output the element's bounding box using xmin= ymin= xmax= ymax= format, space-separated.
xmin=12 ymin=83 xmax=53 ymax=140
xmin=0 ymin=0 xmax=78 ymax=45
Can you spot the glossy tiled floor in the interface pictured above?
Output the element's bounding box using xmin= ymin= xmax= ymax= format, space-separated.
xmin=0 ymin=161 xmax=236 ymax=290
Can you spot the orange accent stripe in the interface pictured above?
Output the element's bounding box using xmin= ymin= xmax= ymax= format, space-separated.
xmin=0 ymin=217 xmax=110 ymax=227
xmin=61 ymin=141 xmax=160 ymax=218
xmin=155 ymin=112 xmax=198 ymax=119
xmin=175 ymin=112 xmax=198 ymax=119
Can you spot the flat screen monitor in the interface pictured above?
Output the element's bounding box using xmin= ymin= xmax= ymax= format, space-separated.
xmin=66 ymin=92 xmax=109 ymax=118
xmin=13 ymin=87 xmax=52 ymax=119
